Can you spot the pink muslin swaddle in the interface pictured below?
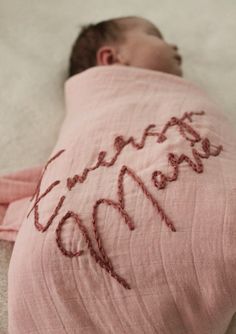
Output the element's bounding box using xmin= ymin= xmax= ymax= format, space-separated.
xmin=2 ymin=66 xmax=236 ymax=333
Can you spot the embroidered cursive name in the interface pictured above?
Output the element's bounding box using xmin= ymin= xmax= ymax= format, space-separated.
xmin=27 ymin=111 xmax=223 ymax=289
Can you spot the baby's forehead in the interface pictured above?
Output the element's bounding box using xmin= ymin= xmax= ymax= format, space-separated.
xmin=119 ymin=17 xmax=163 ymax=38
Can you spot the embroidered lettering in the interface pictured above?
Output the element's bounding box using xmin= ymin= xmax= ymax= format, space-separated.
xmin=27 ymin=111 xmax=223 ymax=290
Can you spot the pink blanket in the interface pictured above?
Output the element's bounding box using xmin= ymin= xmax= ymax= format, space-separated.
xmin=0 ymin=166 xmax=42 ymax=241
xmin=2 ymin=65 xmax=236 ymax=333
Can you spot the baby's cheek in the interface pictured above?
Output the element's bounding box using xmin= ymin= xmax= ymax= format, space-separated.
xmin=152 ymin=52 xmax=170 ymax=71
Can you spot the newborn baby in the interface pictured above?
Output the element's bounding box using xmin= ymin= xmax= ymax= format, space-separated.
xmin=69 ymin=15 xmax=183 ymax=78
xmin=1 ymin=16 xmax=236 ymax=334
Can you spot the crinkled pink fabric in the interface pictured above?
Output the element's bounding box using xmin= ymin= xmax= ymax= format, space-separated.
xmin=0 ymin=166 xmax=42 ymax=241
xmin=5 ymin=66 xmax=236 ymax=333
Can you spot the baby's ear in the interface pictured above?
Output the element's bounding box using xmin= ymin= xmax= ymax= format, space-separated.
xmin=96 ymin=46 xmax=123 ymax=66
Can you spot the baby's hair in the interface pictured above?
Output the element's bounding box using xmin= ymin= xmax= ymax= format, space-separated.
xmin=68 ymin=16 xmax=136 ymax=78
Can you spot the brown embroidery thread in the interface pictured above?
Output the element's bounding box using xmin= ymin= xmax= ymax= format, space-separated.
xmin=58 ymin=165 xmax=177 ymax=290
xmin=27 ymin=111 xmax=223 ymax=289
xmin=67 ymin=111 xmax=205 ymax=191
xmin=27 ymin=149 xmax=66 ymax=232
xmin=152 ymin=137 xmax=223 ymax=190
xmin=117 ymin=165 xmax=176 ymax=232
xmin=56 ymin=211 xmax=131 ymax=289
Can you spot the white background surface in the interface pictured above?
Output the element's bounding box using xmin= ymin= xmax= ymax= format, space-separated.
xmin=0 ymin=0 xmax=235 ymax=332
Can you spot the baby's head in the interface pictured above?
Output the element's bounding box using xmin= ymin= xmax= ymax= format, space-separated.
xmin=68 ymin=16 xmax=183 ymax=78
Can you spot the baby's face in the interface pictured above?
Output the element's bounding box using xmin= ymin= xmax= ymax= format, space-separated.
xmin=118 ymin=17 xmax=183 ymax=77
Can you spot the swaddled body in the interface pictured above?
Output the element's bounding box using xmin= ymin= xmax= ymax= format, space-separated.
xmin=7 ymin=65 xmax=236 ymax=333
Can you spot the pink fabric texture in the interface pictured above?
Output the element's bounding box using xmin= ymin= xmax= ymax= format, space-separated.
xmin=0 ymin=166 xmax=42 ymax=241
xmin=5 ymin=66 xmax=236 ymax=333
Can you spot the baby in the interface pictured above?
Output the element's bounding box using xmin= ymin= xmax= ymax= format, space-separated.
xmin=68 ymin=16 xmax=183 ymax=78
xmin=2 ymin=15 xmax=236 ymax=334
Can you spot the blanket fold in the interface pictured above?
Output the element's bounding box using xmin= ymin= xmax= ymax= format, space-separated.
xmin=0 ymin=165 xmax=42 ymax=241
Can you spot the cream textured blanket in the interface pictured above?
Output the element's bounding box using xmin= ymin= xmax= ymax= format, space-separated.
xmin=1 ymin=66 xmax=236 ymax=333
